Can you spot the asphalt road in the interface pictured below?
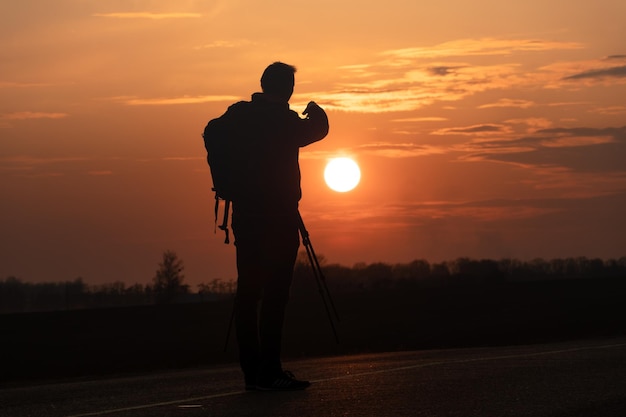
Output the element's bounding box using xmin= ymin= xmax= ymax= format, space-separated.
xmin=2 ymin=337 xmax=626 ymax=417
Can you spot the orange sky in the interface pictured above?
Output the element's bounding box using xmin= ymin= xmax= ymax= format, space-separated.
xmin=2 ymin=1 xmax=626 ymax=287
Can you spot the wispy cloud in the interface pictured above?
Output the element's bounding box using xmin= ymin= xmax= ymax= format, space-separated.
xmin=311 ymin=88 xmax=441 ymax=113
xmin=0 ymin=156 xmax=85 ymax=176
xmin=1 ymin=112 xmax=68 ymax=120
xmin=478 ymin=99 xmax=535 ymax=109
xmin=504 ymin=118 xmax=553 ymax=132
xmin=536 ymin=127 xmax=621 ymax=147
xmin=0 ymin=156 xmax=152 ymax=178
xmin=432 ymin=124 xmax=508 ymax=136
xmin=306 ymin=196 xmax=567 ymax=229
xmin=314 ymin=63 xmax=524 ymax=113
xmin=116 ymin=95 xmax=241 ymax=106
xmin=541 ymin=135 xmax=615 ymax=148
xmin=427 ymin=65 xmax=467 ymax=76
xmin=193 ymin=40 xmax=255 ymax=49
xmin=358 ymin=142 xmax=447 ymax=158
xmin=313 ymin=37 xmax=587 ymax=113
xmin=161 ymin=156 xmax=204 ymax=161
xmin=563 ymin=65 xmax=626 ymax=81
xmin=300 ymin=142 xmax=447 ymax=159
xmin=0 ymin=156 xmax=89 ymax=166
xmin=92 ymin=12 xmax=202 ymax=19
xmin=590 ymin=106 xmax=626 ymax=115
xmin=542 ymin=57 xmax=626 ymax=87
xmin=0 ymin=82 xmax=56 ymax=88
xmin=464 ymin=126 xmax=626 ymax=173
xmin=382 ymin=38 xmax=584 ymax=59
xmin=391 ymin=117 xmax=448 ymax=122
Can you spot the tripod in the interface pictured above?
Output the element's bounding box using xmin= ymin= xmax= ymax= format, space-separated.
xmin=296 ymin=211 xmax=341 ymax=344
xmin=223 ymin=210 xmax=340 ymax=351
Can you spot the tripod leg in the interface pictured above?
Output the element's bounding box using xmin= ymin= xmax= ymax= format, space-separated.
xmin=303 ymin=241 xmax=339 ymax=343
xmin=297 ymin=212 xmax=340 ymax=321
xmin=297 ymin=211 xmax=340 ymax=344
xmin=306 ymin=239 xmax=340 ymax=322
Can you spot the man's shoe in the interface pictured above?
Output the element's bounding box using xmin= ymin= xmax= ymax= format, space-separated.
xmin=256 ymin=370 xmax=310 ymax=391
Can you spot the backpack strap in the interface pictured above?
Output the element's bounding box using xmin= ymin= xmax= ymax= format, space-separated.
xmin=213 ymin=191 xmax=219 ymax=234
xmin=219 ymin=199 xmax=231 ymax=244
xmin=213 ymin=189 xmax=231 ymax=244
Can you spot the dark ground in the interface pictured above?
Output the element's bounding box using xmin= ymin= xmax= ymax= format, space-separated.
xmin=3 ymin=339 xmax=626 ymax=417
xmin=2 ymin=277 xmax=626 ymax=385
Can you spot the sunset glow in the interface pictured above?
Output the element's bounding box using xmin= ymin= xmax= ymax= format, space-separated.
xmin=1 ymin=1 xmax=625 ymax=287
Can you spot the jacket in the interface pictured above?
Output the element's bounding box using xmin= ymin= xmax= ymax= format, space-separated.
xmin=204 ymin=92 xmax=329 ymax=216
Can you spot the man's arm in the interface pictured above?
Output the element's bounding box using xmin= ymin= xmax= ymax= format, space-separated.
xmin=297 ymin=101 xmax=329 ymax=147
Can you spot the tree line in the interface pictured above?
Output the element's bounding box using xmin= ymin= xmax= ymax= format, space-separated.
xmin=0 ymin=250 xmax=232 ymax=314
xmin=2 ymin=252 xmax=625 ymax=314
xmin=299 ymin=255 xmax=626 ymax=296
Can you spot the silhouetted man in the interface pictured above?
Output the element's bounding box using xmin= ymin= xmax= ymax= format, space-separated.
xmin=203 ymin=62 xmax=329 ymax=390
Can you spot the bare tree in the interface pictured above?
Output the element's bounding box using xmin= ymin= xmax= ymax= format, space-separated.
xmin=152 ymin=250 xmax=189 ymax=304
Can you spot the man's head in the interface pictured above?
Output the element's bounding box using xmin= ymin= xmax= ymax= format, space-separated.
xmin=261 ymin=62 xmax=296 ymax=102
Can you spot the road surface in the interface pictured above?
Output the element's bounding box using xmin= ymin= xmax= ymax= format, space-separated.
xmin=2 ymin=337 xmax=626 ymax=417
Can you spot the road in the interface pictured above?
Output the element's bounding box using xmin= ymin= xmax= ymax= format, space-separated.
xmin=2 ymin=337 xmax=626 ymax=417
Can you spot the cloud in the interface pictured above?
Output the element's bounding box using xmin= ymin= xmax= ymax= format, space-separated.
xmin=563 ymin=65 xmax=626 ymax=81
xmin=504 ymin=118 xmax=553 ymax=132
xmin=306 ymin=88 xmax=438 ymax=113
xmin=540 ymin=135 xmax=614 ymax=148
xmin=313 ymin=40 xmax=625 ymax=114
xmin=542 ymin=58 xmax=626 ymax=87
xmin=464 ymin=126 xmax=626 ymax=173
xmin=313 ymin=37 xmax=585 ymax=113
xmin=538 ymin=126 xmax=623 ymax=141
xmin=546 ymin=101 xmax=590 ymax=107
xmin=0 ymin=82 xmax=56 ymax=88
xmin=117 ymin=95 xmax=241 ymax=106
xmin=0 ymin=156 xmax=89 ymax=166
xmin=478 ymin=99 xmax=535 ymax=109
xmin=427 ymin=65 xmax=466 ymax=76
xmin=193 ymin=40 xmax=255 ymax=49
xmin=356 ymin=142 xmax=447 ymax=158
xmin=1 ymin=112 xmax=67 ymax=120
xmin=0 ymin=156 xmax=87 ymax=177
xmin=307 ymin=196 xmax=566 ymax=228
xmin=300 ymin=142 xmax=447 ymax=159
xmin=313 ymin=63 xmax=524 ymax=113
xmin=161 ymin=157 xmax=204 ymax=161
xmin=590 ymin=106 xmax=626 ymax=115
xmin=391 ymin=117 xmax=448 ymax=122
xmin=432 ymin=124 xmax=507 ymax=135
xmin=0 ymin=156 xmax=172 ymax=178
xmin=382 ymin=38 xmax=583 ymax=60
xmin=438 ymin=198 xmax=563 ymax=221
xmin=92 ymin=12 xmax=202 ymax=19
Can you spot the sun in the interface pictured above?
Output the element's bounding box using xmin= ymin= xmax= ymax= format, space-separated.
xmin=324 ymin=157 xmax=361 ymax=192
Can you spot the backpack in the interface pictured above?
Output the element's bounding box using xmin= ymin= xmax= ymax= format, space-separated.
xmin=202 ymin=117 xmax=234 ymax=244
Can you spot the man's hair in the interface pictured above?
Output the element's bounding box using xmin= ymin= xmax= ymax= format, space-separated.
xmin=260 ymin=62 xmax=296 ymax=99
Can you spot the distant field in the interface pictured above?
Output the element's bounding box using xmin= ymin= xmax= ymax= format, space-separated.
xmin=2 ymin=277 xmax=625 ymax=384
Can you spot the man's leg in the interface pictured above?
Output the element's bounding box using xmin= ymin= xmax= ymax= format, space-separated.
xmin=234 ymin=234 xmax=266 ymax=387
xmin=257 ymin=218 xmax=300 ymax=376
xmin=255 ymin=226 xmax=311 ymax=390
xmin=258 ymin=247 xmax=298 ymax=373
xmin=233 ymin=212 xmax=308 ymax=389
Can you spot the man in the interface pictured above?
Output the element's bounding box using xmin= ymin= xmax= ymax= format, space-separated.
xmin=203 ymin=62 xmax=329 ymax=390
